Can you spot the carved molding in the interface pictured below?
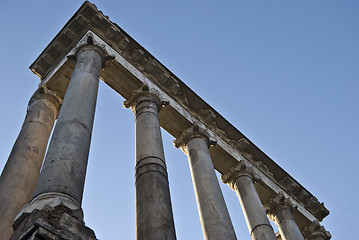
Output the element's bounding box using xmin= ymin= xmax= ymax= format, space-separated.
xmin=231 ymin=138 xmax=250 ymax=151
xmin=198 ymin=109 xmax=216 ymax=127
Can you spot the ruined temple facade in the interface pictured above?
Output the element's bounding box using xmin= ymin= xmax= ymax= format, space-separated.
xmin=0 ymin=2 xmax=330 ymax=240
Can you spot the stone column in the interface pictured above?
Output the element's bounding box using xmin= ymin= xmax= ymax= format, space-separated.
xmin=174 ymin=123 xmax=236 ymax=240
xmin=222 ymin=161 xmax=276 ymax=240
xmin=302 ymin=220 xmax=331 ymax=240
xmin=265 ymin=193 xmax=304 ymax=240
xmin=0 ymin=88 xmax=61 ymax=240
xmin=30 ymin=36 xmax=110 ymax=209
xmin=124 ymin=84 xmax=176 ymax=240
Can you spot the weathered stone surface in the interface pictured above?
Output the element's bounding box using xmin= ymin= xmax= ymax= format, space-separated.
xmin=174 ymin=123 xmax=236 ymax=240
xmin=125 ymin=84 xmax=176 ymax=240
xmin=0 ymin=88 xmax=61 ymax=240
xmin=222 ymin=161 xmax=277 ymax=240
xmin=33 ymin=40 xmax=106 ymax=204
xmin=11 ymin=204 xmax=96 ymax=240
xmin=302 ymin=220 xmax=331 ymax=240
xmin=265 ymin=193 xmax=304 ymax=240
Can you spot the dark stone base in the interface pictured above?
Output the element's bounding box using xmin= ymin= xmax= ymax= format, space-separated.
xmin=11 ymin=204 xmax=96 ymax=240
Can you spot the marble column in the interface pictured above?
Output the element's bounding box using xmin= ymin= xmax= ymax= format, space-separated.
xmin=174 ymin=123 xmax=236 ymax=240
xmin=222 ymin=161 xmax=276 ymax=240
xmin=302 ymin=221 xmax=331 ymax=240
xmin=0 ymin=88 xmax=61 ymax=240
xmin=124 ymin=84 xmax=176 ymax=240
xmin=31 ymin=37 xmax=109 ymax=209
xmin=266 ymin=193 xmax=304 ymax=240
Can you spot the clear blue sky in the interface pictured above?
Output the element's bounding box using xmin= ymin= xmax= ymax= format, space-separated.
xmin=0 ymin=1 xmax=358 ymax=239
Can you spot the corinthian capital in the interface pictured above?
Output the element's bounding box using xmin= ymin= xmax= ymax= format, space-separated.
xmin=303 ymin=220 xmax=331 ymax=240
xmin=173 ymin=122 xmax=216 ymax=153
xmin=221 ymin=160 xmax=258 ymax=191
xmin=67 ymin=33 xmax=115 ymax=69
xmin=264 ymin=192 xmax=294 ymax=221
xmin=123 ymin=83 xmax=169 ymax=113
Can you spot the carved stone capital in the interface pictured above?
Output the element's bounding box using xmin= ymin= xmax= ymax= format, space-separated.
xmin=265 ymin=192 xmax=294 ymax=221
xmin=67 ymin=33 xmax=115 ymax=69
xmin=221 ymin=160 xmax=258 ymax=191
xmin=173 ymin=122 xmax=216 ymax=153
xmin=123 ymin=83 xmax=169 ymax=113
xmin=28 ymin=85 xmax=63 ymax=118
xmin=303 ymin=220 xmax=331 ymax=240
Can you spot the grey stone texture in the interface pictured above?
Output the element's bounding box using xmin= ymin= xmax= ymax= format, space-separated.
xmin=174 ymin=123 xmax=236 ymax=240
xmin=0 ymin=89 xmax=60 ymax=240
xmin=125 ymin=85 xmax=176 ymax=240
xmin=266 ymin=193 xmax=304 ymax=240
xmin=222 ymin=161 xmax=277 ymax=240
xmin=11 ymin=204 xmax=96 ymax=240
xmin=302 ymin=221 xmax=331 ymax=240
xmin=33 ymin=44 xmax=104 ymax=205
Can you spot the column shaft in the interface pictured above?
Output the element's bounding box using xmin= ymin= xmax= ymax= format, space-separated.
xmin=0 ymin=91 xmax=59 ymax=240
xmin=222 ymin=163 xmax=276 ymax=240
xmin=274 ymin=208 xmax=304 ymax=240
xmin=185 ymin=136 xmax=236 ymax=240
xmin=33 ymin=45 xmax=103 ymax=204
xmin=134 ymin=94 xmax=176 ymax=240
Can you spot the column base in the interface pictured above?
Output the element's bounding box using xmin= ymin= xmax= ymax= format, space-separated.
xmin=15 ymin=192 xmax=82 ymax=221
xmin=11 ymin=204 xmax=96 ymax=240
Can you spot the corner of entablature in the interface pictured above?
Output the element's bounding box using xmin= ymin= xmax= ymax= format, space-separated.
xmin=173 ymin=122 xmax=217 ymax=154
xmin=221 ymin=160 xmax=259 ymax=190
xmin=67 ymin=33 xmax=115 ymax=69
xmin=123 ymin=83 xmax=168 ymax=113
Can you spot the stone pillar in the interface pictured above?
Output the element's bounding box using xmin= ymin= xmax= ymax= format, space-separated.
xmin=0 ymin=88 xmax=61 ymax=240
xmin=174 ymin=123 xmax=236 ymax=240
xmin=222 ymin=161 xmax=276 ymax=240
xmin=265 ymin=193 xmax=304 ymax=240
xmin=302 ymin=220 xmax=331 ymax=240
xmin=30 ymin=35 xmax=110 ymax=209
xmin=124 ymin=84 xmax=176 ymax=240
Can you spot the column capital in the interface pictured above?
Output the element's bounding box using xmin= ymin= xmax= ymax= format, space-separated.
xmin=173 ymin=122 xmax=216 ymax=152
xmin=27 ymin=85 xmax=63 ymax=122
xmin=29 ymin=85 xmax=62 ymax=111
xmin=221 ymin=160 xmax=258 ymax=191
xmin=123 ymin=83 xmax=169 ymax=113
xmin=265 ymin=192 xmax=294 ymax=221
xmin=67 ymin=33 xmax=115 ymax=69
xmin=303 ymin=220 xmax=331 ymax=240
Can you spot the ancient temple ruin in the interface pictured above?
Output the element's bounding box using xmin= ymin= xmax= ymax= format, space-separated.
xmin=0 ymin=2 xmax=331 ymax=240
